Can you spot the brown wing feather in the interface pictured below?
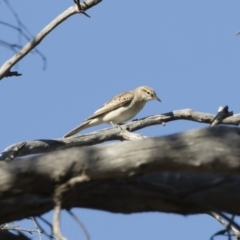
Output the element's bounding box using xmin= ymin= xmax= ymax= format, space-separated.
xmin=87 ymin=92 xmax=134 ymax=120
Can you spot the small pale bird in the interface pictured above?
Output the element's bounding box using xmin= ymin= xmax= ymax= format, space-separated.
xmin=63 ymin=86 xmax=161 ymax=138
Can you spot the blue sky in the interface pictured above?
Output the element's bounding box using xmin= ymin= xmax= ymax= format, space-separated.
xmin=1 ymin=0 xmax=240 ymax=239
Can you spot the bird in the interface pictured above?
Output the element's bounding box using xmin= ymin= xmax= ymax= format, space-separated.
xmin=63 ymin=86 xmax=161 ymax=138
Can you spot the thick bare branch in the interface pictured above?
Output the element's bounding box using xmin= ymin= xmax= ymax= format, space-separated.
xmin=0 ymin=0 xmax=102 ymax=80
xmin=0 ymin=232 xmax=30 ymax=240
xmin=1 ymin=109 xmax=239 ymax=160
xmin=1 ymin=127 xmax=240 ymax=224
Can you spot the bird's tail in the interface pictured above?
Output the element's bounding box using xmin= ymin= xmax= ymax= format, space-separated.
xmin=63 ymin=120 xmax=91 ymax=138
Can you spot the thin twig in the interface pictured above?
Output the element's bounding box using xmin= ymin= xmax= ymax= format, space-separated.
xmin=34 ymin=217 xmax=54 ymax=240
xmin=30 ymin=217 xmax=42 ymax=240
xmin=217 ymin=212 xmax=240 ymax=232
xmin=38 ymin=216 xmax=54 ymax=238
xmin=208 ymin=211 xmax=240 ymax=239
xmin=0 ymin=0 xmax=102 ymax=80
xmin=68 ymin=210 xmax=90 ymax=240
xmin=3 ymin=0 xmax=24 ymax=47
xmin=0 ymin=226 xmax=41 ymax=234
xmin=2 ymin=1 xmax=47 ymax=70
xmin=0 ymin=39 xmax=21 ymax=52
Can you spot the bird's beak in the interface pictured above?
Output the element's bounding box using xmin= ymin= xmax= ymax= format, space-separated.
xmin=155 ymin=96 xmax=161 ymax=102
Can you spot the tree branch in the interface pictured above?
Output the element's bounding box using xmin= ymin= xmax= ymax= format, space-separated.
xmin=1 ymin=127 xmax=240 ymax=224
xmin=0 ymin=231 xmax=30 ymax=240
xmin=208 ymin=212 xmax=240 ymax=239
xmin=211 ymin=106 xmax=233 ymax=127
xmin=0 ymin=0 xmax=102 ymax=80
xmin=1 ymin=109 xmax=239 ymax=160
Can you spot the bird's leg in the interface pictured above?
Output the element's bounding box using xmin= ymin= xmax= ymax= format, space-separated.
xmin=110 ymin=121 xmax=115 ymax=127
xmin=110 ymin=121 xmax=124 ymax=131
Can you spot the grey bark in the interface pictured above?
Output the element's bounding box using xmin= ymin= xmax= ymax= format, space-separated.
xmin=1 ymin=109 xmax=240 ymax=160
xmin=0 ymin=126 xmax=240 ymax=224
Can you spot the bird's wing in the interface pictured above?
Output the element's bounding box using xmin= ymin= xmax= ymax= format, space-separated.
xmin=87 ymin=91 xmax=134 ymax=120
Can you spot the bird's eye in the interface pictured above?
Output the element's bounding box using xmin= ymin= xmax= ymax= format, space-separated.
xmin=147 ymin=91 xmax=150 ymax=95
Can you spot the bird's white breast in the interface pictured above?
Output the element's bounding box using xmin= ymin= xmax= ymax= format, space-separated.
xmin=102 ymin=101 xmax=146 ymax=124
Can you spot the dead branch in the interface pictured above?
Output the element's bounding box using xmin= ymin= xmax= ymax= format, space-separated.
xmin=0 ymin=220 xmax=41 ymax=240
xmin=1 ymin=0 xmax=47 ymax=72
xmin=0 ymin=0 xmax=102 ymax=80
xmin=53 ymin=175 xmax=89 ymax=240
xmin=210 ymin=105 xmax=233 ymax=127
xmin=0 ymin=127 xmax=240 ymax=224
xmin=1 ymin=109 xmax=239 ymax=160
xmin=53 ymin=203 xmax=66 ymax=240
xmin=68 ymin=210 xmax=90 ymax=240
xmin=0 ymin=231 xmax=30 ymax=240
xmin=209 ymin=212 xmax=240 ymax=239
xmin=36 ymin=217 xmax=54 ymax=239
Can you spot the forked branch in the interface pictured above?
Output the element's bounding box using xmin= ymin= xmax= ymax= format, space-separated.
xmin=0 ymin=0 xmax=102 ymax=80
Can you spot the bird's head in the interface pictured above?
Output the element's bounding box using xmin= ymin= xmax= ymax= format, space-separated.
xmin=137 ymin=86 xmax=161 ymax=102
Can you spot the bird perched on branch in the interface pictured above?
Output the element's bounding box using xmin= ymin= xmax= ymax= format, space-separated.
xmin=63 ymin=86 xmax=161 ymax=138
